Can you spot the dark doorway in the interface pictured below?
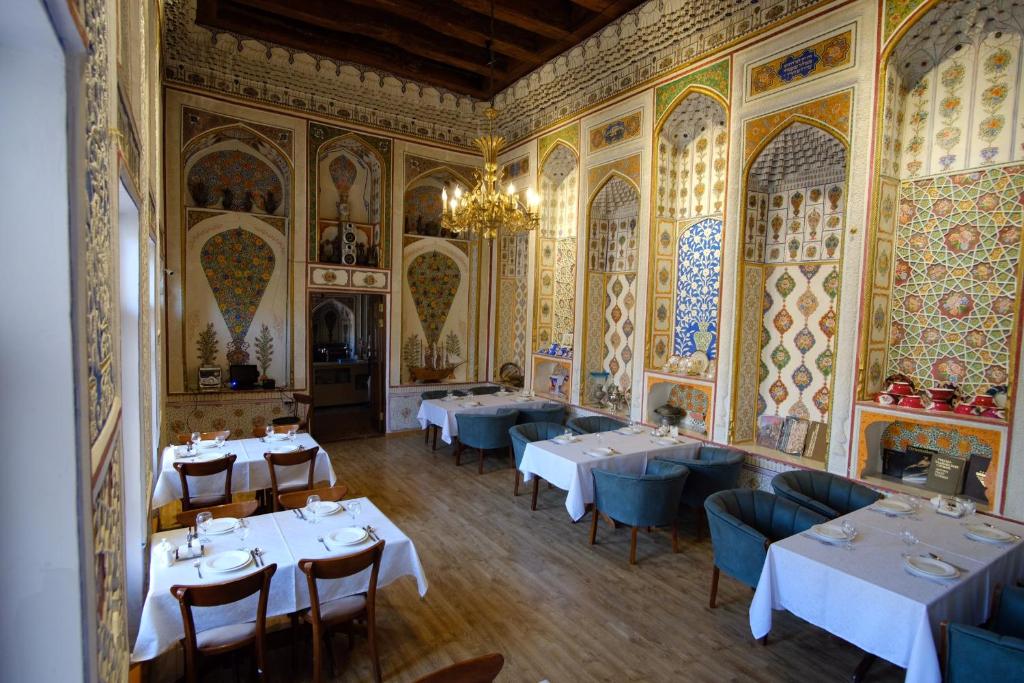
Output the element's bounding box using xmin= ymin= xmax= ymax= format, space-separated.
xmin=309 ymin=292 xmax=386 ymax=441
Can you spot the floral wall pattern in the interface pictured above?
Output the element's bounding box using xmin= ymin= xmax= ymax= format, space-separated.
xmin=535 ymin=144 xmax=579 ymax=349
xmin=674 ymin=218 xmax=723 ymax=360
xmin=495 ymin=232 xmax=529 ymax=377
xmin=887 ymin=164 xmax=1024 ymax=395
xmin=407 ymin=251 xmax=461 ymax=345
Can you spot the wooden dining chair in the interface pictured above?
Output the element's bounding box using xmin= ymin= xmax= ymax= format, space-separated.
xmin=176 ymin=430 xmax=232 ymax=445
xmin=297 ymin=541 xmax=385 ymax=683
xmin=277 ymin=484 xmax=350 ymax=511
xmin=175 ymin=500 xmax=259 ymax=528
xmin=264 ymin=446 xmax=319 ymax=511
xmin=170 ymin=563 xmax=277 ymax=683
xmin=250 ymin=423 xmax=301 ymax=438
xmin=293 ymin=392 xmax=314 ymax=433
xmin=173 ymin=454 xmax=237 ymax=511
xmin=412 ymin=653 xmax=505 ymax=683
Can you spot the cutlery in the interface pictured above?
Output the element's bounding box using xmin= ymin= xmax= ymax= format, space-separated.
xmin=981 ymin=522 xmax=1022 ymax=540
xmin=292 ymin=509 xmax=300 ymax=519
xmin=364 ymin=525 xmax=379 ymax=542
xmin=317 ymin=536 xmax=330 ymax=551
xmin=297 ymin=508 xmax=307 ymax=521
xmin=255 ymin=547 xmax=264 ymax=567
xmin=187 ymin=526 xmax=193 ymax=548
xmin=927 ymin=552 xmax=969 ymax=573
xmin=249 ymin=549 xmax=258 ymax=567
xmin=193 ymin=560 xmax=202 ymax=579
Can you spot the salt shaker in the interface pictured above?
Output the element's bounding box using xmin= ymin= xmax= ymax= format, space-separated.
xmin=157 ymin=538 xmax=175 ymax=567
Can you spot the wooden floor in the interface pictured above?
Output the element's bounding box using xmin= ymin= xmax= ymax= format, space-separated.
xmin=169 ymin=431 xmax=905 ymax=682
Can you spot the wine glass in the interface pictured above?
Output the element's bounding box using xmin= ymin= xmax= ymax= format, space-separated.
xmin=899 ymin=526 xmax=918 ymax=548
xmin=306 ymin=495 xmax=321 ymax=524
xmin=190 ymin=431 xmax=201 ymax=452
xmin=955 ymin=496 xmax=977 ymax=517
xmin=236 ymin=518 xmax=250 ymax=550
xmin=195 ymin=511 xmax=213 ymax=543
xmin=214 ymin=430 xmax=228 ymax=448
xmin=265 ymin=424 xmax=274 ymax=439
xmin=287 ymin=425 xmax=298 ymax=441
xmin=348 ymin=500 xmax=362 ymax=523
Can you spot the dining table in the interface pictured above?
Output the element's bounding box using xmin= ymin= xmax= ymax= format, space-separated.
xmin=749 ymin=500 xmax=1024 ymax=683
xmin=131 ymin=496 xmax=428 ymax=662
xmin=416 ymin=392 xmax=551 ymax=445
xmin=518 ymin=428 xmax=702 ymax=521
xmin=151 ymin=433 xmax=337 ymax=508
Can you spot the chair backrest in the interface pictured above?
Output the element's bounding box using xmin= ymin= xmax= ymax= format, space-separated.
xmin=945 ymin=623 xmax=1024 ymax=682
xmin=566 ymin=415 xmax=627 ymax=435
xmin=508 ymin=422 xmax=566 ymax=467
xmin=454 ymin=410 xmax=519 ymax=450
xmin=661 ymin=445 xmax=744 ymax=508
xmin=176 ymin=500 xmax=259 ymax=528
xmin=412 ymin=653 xmax=505 ymax=683
xmin=175 ymin=430 xmax=232 ymax=445
xmin=992 ymin=585 xmax=1024 ymax=641
xmin=173 ymin=454 xmax=237 ymax=511
xmin=292 ymin=392 xmax=313 ymax=433
xmin=277 ymin=484 xmax=350 ymax=510
xmin=771 ymin=470 xmax=882 ymax=519
xmin=516 ymin=403 xmax=566 ymax=425
xmin=298 ymin=541 xmax=384 ymax=628
xmin=592 ymin=460 xmax=689 ymax=527
xmin=263 ymin=446 xmax=319 ymax=510
xmin=171 ymin=563 xmax=276 ymax=651
xmin=469 ymin=386 xmax=501 ymax=395
xmin=421 ymin=390 xmax=448 ymax=400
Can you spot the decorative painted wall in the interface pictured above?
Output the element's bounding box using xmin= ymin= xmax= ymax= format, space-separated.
xmin=495 ymin=231 xmax=530 ymax=380
xmin=534 ymin=141 xmax=580 ymax=350
xmin=746 ymin=25 xmax=855 ymax=100
xmin=589 ymin=110 xmax=643 ymax=153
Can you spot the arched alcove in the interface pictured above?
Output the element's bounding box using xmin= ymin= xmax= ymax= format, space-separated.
xmin=312 ymin=299 xmax=356 ymax=349
xmin=648 ymin=90 xmax=727 ymax=373
xmin=731 ymin=121 xmax=848 ymax=460
xmin=582 ymin=174 xmax=640 ymax=414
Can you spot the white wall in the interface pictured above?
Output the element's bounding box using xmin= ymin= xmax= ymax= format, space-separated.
xmin=0 ymin=1 xmax=87 ymax=679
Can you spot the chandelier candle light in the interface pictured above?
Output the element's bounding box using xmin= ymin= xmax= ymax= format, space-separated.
xmin=441 ymin=108 xmax=540 ymax=239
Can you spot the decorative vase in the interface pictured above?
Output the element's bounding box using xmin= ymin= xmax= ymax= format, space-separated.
xmin=337 ymin=201 xmax=350 ymax=220
xmin=264 ymin=189 xmax=279 ymax=215
xmin=693 ymin=322 xmax=713 ymax=355
xmin=221 ymin=187 xmax=234 ymax=210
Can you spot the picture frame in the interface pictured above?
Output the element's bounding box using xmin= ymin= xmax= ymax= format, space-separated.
xmin=198 ymin=366 xmax=222 ymax=391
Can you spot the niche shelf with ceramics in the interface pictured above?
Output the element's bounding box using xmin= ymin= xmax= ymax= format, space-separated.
xmin=645 ymin=88 xmax=728 ymax=430
xmin=532 ymin=355 xmax=573 ymax=403
xmin=309 ymin=123 xmax=391 ymax=271
xmin=581 ymin=174 xmax=640 ymax=416
xmin=532 ymin=141 xmax=580 ymax=401
xmin=730 ymin=118 xmax=849 ymax=468
xmin=852 ymin=0 xmax=1024 ymax=512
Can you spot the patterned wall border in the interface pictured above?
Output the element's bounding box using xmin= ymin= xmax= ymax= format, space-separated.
xmin=586 ymin=153 xmax=643 ymax=194
xmin=742 ymin=89 xmax=853 ymax=166
xmin=538 ymin=123 xmax=581 ymax=165
xmin=588 ymin=109 xmax=643 ymax=153
xmin=308 ymin=264 xmax=390 ymax=291
xmin=654 ymin=58 xmax=731 ymax=126
xmin=883 ymin=0 xmax=933 ymax=44
xmin=745 ymin=24 xmax=856 ymax=101
xmin=307 ymin=122 xmax=393 ymax=265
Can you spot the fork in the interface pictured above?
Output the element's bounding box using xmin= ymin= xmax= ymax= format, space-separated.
xmin=364 ymin=525 xmax=379 ymax=542
xmin=253 ymin=547 xmax=264 ymax=567
xmin=193 ymin=560 xmax=203 ymax=579
xmin=317 ymin=536 xmax=330 ymax=551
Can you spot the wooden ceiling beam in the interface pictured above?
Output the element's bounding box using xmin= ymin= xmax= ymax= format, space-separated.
xmin=234 ymin=0 xmax=511 ymax=78
xmin=566 ymin=0 xmax=618 ymax=11
xmin=341 ymin=0 xmax=549 ymax=64
xmin=202 ymin=1 xmax=491 ymax=97
xmin=451 ymin=0 xmax=580 ymax=40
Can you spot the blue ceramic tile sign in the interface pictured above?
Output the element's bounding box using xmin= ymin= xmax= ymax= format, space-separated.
xmin=778 ymin=49 xmax=821 ymax=82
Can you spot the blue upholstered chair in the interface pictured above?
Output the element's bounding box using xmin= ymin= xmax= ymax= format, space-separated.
xmin=704 ymin=489 xmax=827 ymax=607
xmin=469 ymin=385 xmax=501 ymax=395
xmin=658 ymin=445 xmax=745 ymax=536
xmin=771 ymin=470 xmax=882 ymax=520
xmin=516 ymin=403 xmax=566 ymax=425
xmin=590 ymin=460 xmax=690 ymax=564
xmin=420 ymin=390 xmax=448 ymax=450
xmin=454 ymin=409 xmax=519 ymax=474
xmin=945 ymin=586 xmax=1024 ymax=682
xmin=509 ymin=422 xmax=566 ymax=507
xmin=566 ymin=415 xmax=627 ymax=435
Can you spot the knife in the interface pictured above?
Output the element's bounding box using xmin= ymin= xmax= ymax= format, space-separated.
xmin=297 ymin=508 xmax=307 ymax=521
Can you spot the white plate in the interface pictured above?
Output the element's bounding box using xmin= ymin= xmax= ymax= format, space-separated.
xmin=269 ymin=444 xmax=301 ymax=453
xmin=688 ymin=351 xmax=710 ymax=375
xmin=807 ymin=524 xmax=852 ymax=543
xmin=313 ymin=501 xmax=343 ymax=516
xmin=461 ymin=401 xmax=482 ymax=407
xmin=584 ymin=447 xmax=614 ymax=457
xmin=512 ymin=397 xmax=533 ymax=403
xmin=327 ymin=527 xmax=369 ymax=547
xmin=653 ymin=437 xmax=681 ymax=446
xmin=203 ymin=550 xmax=252 ymax=573
xmin=204 ymin=517 xmax=239 ymax=535
xmin=964 ymin=524 xmax=1015 ymax=543
xmin=178 ymin=451 xmax=228 ymax=463
xmin=904 ymin=554 xmax=958 ymax=579
xmin=495 ymin=391 xmax=512 ymax=397
xmin=874 ymin=498 xmax=915 ymax=515
xmin=553 ymin=436 xmax=578 ymax=445
xmin=266 ymin=432 xmax=291 ymax=441
xmin=617 ymin=427 xmax=642 ymax=435
xmin=196 ymin=439 xmax=221 ymax=449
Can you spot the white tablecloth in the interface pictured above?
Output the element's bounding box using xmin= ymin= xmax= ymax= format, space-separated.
xmin=151 ymin=434 xmax=337 ymax=508
xmin=750 ymin=505 xmax=1024 ymax=683
xmin=518 ymin=430 xmax=702 ymax=520
xmin=132 ymin=497 xmax=428 ymax=662
xmin=416 ymin=394 xmax=549 ymax=444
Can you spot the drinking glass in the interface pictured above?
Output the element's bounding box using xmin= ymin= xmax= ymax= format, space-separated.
xmin=955 ymin=496 xmax=977 ymax=517
xmin=840 ymin=520 xmax=857 ymax=549
xmin=214 ymin=431 xmax=228 ymax=448
xmin=446 ymin=390 xmax=454 ymax=400
xmin=287 ymin=426 xmax=298 ymax=440
xmin=899 ymin=527 xmax=918 ymax=547
xmin=236 ymin=518 xmax=250 ymax=550
xmin=265 ymin=424 xmax=274 ymax=439
xmin=563 ymin=428 xmax=573 ymax=439
xmin=195 ymin=511 xmax=213 ymax=543
xmin=190 ymin=431 xmax=201 ymax=452
xmin=306 ymin=495 xmax=321 ymax=524
xmin=348 ymin=500 xmax=362 ymax=523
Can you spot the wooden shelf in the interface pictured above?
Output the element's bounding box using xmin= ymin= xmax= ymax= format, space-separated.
xmin=533 ymin=353 xmax=573 ymax=365
xmin=731 ymin=441 xmax=826 ymax=471
xmin=644 ymin=369 xmax=715 ymax=387
xmin=859 ymin=472 xmax=992 ymax=512
xmin=855 ymin=400 xmax=1008 ymax=427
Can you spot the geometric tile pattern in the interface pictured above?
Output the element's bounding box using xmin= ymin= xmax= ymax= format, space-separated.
xmin=881 ymin=420 xmax=994 ymax=458
xmin=733 ymin=266 xmax=765 ymax=444
xmin=674 ymin=218 xmax=722 ymax=360
xmin=887 ymin=164 xmax=1024 ymax=396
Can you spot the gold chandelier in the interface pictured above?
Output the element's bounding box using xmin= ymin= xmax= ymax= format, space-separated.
xmin=440 ymin=0 xmax=539 ymax=240
xmin=441 ymin=108 xmax=539 ymax=240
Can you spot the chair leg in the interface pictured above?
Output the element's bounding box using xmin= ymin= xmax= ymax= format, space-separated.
xmin=432 ymin=426 xmax=438 ymax=450
xmin=454 ymin=441 xmax=462 ymax=466
xmin=589 ymin=507 xmax=599 ymax=545
xmin=671 ymin=521 xmax=680 ymax=553
xmin=513 ymin=469 xmax=520 ymax=497
xmin=368 ymin=612 xmax=382 ymax=683
xmin=629 ymin=526 xmax=639 ymax=565
xmin=530 ymin=477 xmax=539 ymax=511
xmin=311 ymin=623 xmax=324 ymax=683
xmin=478 ymin=448 xmax=485 ymax=474
xmin=709 ymin=565 xmax=720 ymax=609
xmin=424 ymin=426 xmax=429 ymax=444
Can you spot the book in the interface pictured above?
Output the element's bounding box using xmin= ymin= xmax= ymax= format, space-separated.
xmin=756 ymin=416 xmax=785 ymax=450
xmin=780 ymin=416 xmax=809 ymax=455
xmin=925 ymin=453 xmax=968 ymax=496
xmin=962 ymin=454 xmax=991 ymax=504
xmin=882 ymin=448 xmax=919 ymax=478
xmin=801 ymin=421 xmax=829 ymax=462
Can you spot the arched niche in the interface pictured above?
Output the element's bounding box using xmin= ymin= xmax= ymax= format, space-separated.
xmin=648 ymin=90 xmax=728 ymax=372
xmin=533 ymin=143 xmax=579 ymax=353
xmin=860 ymin=0 xmax=1024 ymax=403
xmin=731 ymin=121 xmax=848 ymax=458
xmin=182 ymin=125 xmax=291 ymax=216
xmin=311 ymin=299 xmax=355 ymax=349
xmin=317 ymin=136 xmax=383 ymax=225
xmin=582 ymin=174 xmax=640 ymax=414
xmin=403 ymin=167 xmax=473 ymax=239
